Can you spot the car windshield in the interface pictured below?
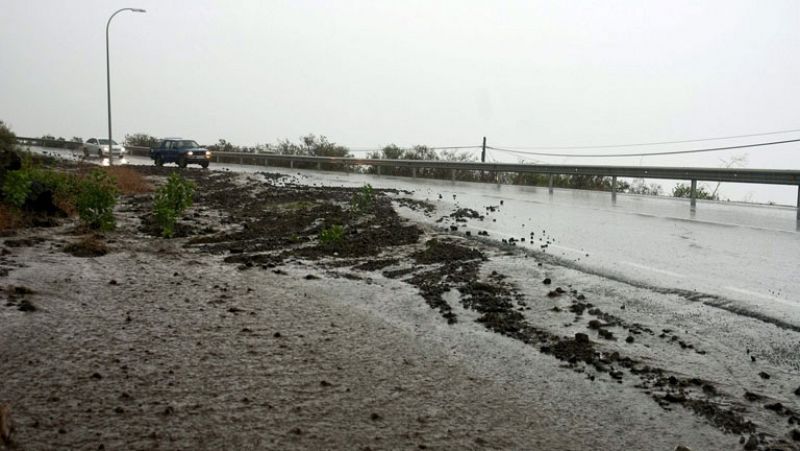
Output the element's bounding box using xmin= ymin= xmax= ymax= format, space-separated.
xmin=175 ymin=140 xmax=200 ymax=148
xmin=98 ymin=139 xmax=118 ymax=145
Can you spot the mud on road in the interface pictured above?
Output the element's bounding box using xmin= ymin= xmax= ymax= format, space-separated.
xmin=1 ymin=164 xmax=798 ymax=450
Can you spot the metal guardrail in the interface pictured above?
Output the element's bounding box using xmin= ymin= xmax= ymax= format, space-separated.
xmin=16 ymin=137 xmax=800 ymax=219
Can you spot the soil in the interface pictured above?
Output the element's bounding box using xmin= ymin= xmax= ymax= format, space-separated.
xmin=1 ymin=162 xmax=797 ymax=450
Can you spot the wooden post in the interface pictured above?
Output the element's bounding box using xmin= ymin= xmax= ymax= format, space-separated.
xmin=611 ymin=176 xmax=617 ymax=202
xmin=548 ymin=174 xmax=554 ymax=194
xmin=690 ymin=179 xmax=697 ymax=210
xmin=290 ymin=160 xmax=294 ymax=169
xmin=376 ymin=165 xmax=381 ymax=175
xmin=412 ymin=167 xmax=417 ymax=178
xmin=451 ymin=169 xmax=456 ymax=182
xmin=317 ymin=161 xmax=321 ymax=170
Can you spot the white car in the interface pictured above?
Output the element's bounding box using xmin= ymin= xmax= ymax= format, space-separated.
xmin=82 ymin=137 xmax=125 ymax=159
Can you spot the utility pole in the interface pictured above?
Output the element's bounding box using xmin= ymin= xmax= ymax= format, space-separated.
xmin=106 ymin=7 xmax=146 ymax=166
xmin=480 ymin=137 xmax=487 ymax=182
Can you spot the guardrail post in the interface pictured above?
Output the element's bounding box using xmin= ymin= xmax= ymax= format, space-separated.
xmin=451 ymin=169 xmax=456 ymax=182
xmin=317 ymin=161 xmax=321 ymax=170
xmin=290 ymin=160 xmax=294 ymax=169
xmin=412 ymin=168 xmax=417 ymax=178
xmin=796 ymin=185 xmax=800 ymax=221
xmin=548 ymin=174 xmax=554 ymax=194
xmin=376 ymin=165 xmax=381 ymax=175
xmin=611 ymin=176 xmax=617 ymax=202
xmin=690 ymin=179 xmax=697 ymax=210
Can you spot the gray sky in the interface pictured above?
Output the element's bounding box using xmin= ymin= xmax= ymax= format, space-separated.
xmin=2 ymin=0 xmax=799 ymax=203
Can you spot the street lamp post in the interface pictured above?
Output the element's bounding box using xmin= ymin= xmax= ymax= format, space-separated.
xmin=106 ymin=7 xmax=145 ymax=165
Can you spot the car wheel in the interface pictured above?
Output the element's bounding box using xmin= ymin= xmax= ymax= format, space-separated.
xmin=155 ymin=156 xmax=164 ymax=167
xmin=178 ymin=157 xmax=187 ymax=168
xmin=200 ymin=161 xmax=209 ymax=169
xmin=82 ymin=147 xmax=89 ymax=158
xmin=97 ymin=149 xmax=103 ymax=158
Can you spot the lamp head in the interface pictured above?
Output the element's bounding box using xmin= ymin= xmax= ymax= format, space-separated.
xmin=131 ymin=8 xmax=146 ymax=13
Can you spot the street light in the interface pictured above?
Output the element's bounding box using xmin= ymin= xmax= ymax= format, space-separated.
xmin=106 ymin=7 xmax=145 ymax=165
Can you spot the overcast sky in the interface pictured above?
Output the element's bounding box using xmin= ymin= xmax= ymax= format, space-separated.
xmin=2 ymin=1 xmax=799 ymax=203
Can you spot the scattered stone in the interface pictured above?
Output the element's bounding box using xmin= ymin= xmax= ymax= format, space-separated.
xmin=625 ymin=336 xmax=635 ymax=344
xmin=303 ymin=274 xmax=319 ymax=280
xmin=370 ymin=412 xmax=382 ymax=421
xmin=744 ymin=434 xmax=758 ymax=450
xmin=542 ymin=278 xmax=551 ymax=285
xmin=574 ymin=333 xmax=589 ymax=343
xmin=765 ymin=402 xmax=785 ymax=413
xmin=320 ymin=380 xmax=331 ymax=387
xmin=273 ymin=332 xmax=282 ymax=338
xmin=113 ymin=406 xmax=124 ymax=414
xmin=598 ymin=329 xmax=615 ymax=340
xmin=791 ymin=429 xmax=800 ymax=441
xmin=758 ymin=371 xmax=771 ymax=380
xmin=17 ymin=300 xmax=36 ymax=312
xmin=744 ymin=391 xmax=763 ymax=402
xmin=91 ymin=372 xmax=103 ymax=380
xmin=674 ymin=446 xmax=692 ymax=451
xmin=109 ymin=279 xmax=118 ymax=285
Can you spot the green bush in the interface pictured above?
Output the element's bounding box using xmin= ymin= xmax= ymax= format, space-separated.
xmin=76 ymin=169 xmax=119 ymax=230
xmin=350 ymin=183 xmax=375 ymax=213
xmin=2 ymin=170 xmax=32 ymax=207
xmin=153 ymin=172 xmax=195 ymax=238
xmin=0 ymin=120 xmax=16 ymax=153
xmin=319 ymin=224 xmax=344 ymax=244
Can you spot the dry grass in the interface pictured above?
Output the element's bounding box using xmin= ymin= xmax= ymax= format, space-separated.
xmin=100 ymin=166 xmax=152 ymax=194
xmin=0 ymin=204 xmax=24 ymax=231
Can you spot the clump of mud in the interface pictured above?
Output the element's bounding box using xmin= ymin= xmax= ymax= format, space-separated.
xmin=63 ymin=235 xmax=108 ymax=257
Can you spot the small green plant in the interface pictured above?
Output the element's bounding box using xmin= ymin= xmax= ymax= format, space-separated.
xmin=153 ymin=172 xmax=195 ymax=238
xmin=319 ymin=224 xmax=345 ymax=245
xmin=2 ymin=170 xmax=32 ymax=207
xmin=350 ymin=183 xmax=375 ymax=213
xmin=76 ymin=169 xmax=119 ymax=231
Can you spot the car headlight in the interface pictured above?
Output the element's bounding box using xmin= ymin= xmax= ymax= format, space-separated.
xmin=206 ymin=151 xmax=212 ymax=157
xmin=187 ymin=151 xmax=194 ymax=156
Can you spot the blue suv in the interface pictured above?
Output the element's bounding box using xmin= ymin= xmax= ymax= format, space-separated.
xmin=150 ymin=138 xmax=212 ymax=168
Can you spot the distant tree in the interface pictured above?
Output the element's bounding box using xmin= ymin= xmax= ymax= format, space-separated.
xmin=672 ymin=183 xmax=717 ymax=200
xmin=71 ymin=136 xmax=84 ymax=144
xmin=0 ymin=121 xmax=16 ymax=153
xmin=124 ymin=133 xmax=159 ymax=148
xmin=627 ymin=179 xmax=663 ymax=196
xmin=207 ymin=139 xmax=235 ymax=153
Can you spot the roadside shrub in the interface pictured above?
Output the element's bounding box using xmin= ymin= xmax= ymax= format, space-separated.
xmin=76 ymin=169 xmax=119 ymax=231
xmin=319 ymin=224 xmax=344 ymax=244
xmin=350 ymin=183 xmax=375 ymax=213
xmin=153 ymin=172 xmax=195 ymax=238
xmin=0 ymin=120 xmax=16 ymax=153
xmin=2 ymin=170 xmax=32 ymax=207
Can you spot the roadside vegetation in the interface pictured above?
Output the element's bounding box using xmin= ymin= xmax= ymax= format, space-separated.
xmin=0 ymin=121 xmax=151 ymax=233
xmin=152 ymin=172 xmax=195 ymax=238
